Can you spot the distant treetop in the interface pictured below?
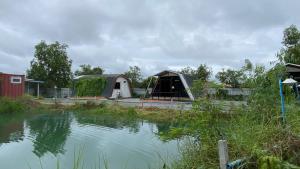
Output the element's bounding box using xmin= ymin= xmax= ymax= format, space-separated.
xmin=74 ymin=64 xmax=104 ymax=76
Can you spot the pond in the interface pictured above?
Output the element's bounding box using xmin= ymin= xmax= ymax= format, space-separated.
xmin=0 ymin=112 xmax=181 ymax=169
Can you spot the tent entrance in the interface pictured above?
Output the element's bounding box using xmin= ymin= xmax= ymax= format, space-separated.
xmin=151 ymin=75 xmax=189 ymax=99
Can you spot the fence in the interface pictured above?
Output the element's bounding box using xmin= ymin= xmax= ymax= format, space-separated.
xmin=132 ymin=88 xmax=152 ymax=97
xmin=25 ymin=87 xmax=74 ymax=98
xmin=205 ymin=88 xmax=252 ymax=101
xmin=207 ymin=88 xmax=252 ymax=96
xmin=133 ymin=87 xmax=252 ymax=100
xmin=46 ymin=88 xmax=73 ymax=98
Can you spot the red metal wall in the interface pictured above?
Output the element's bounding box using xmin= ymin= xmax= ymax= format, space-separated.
xmin=0 ymin=73 xmax=25 ymax=98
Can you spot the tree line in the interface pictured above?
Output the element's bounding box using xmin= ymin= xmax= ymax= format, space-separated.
xmin=27 ymin=24 xmax=300 ymax=89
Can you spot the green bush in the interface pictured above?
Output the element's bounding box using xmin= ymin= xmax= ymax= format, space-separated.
xmin=75 ymin=77 xmax=106 ymax=96
xmin=0 ymin=97 xmax=26 ymax=114
xmin=216 ymin=88 xmax=229 ymax=99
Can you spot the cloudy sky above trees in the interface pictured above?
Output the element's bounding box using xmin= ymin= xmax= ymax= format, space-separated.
xmin=0 ymin=0 xmax=300 ymax=76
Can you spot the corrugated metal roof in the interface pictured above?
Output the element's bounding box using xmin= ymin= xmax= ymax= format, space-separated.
xmin=101 ymin=75 xmax=119 ymax=97
xmin=286 ymin=63 xmax=300 ymax=68
xmin=25 ymin=79 xmax=45 ymax=83
xmin=73 ymin=74 xmax=122 ymax=80
xmin=154 ymin=70 xmax=179 ymax=76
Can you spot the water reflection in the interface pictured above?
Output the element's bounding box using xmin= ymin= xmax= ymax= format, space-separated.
xmin=74 ymin=113 xmax=140 ymax=133
xmin=0 ymin=112 xmax=180 ymax=169
xmin=74 ymin=112 xmax=184 ymax=141
xmin=27 ymin=113 xmax=72 ymax=157
xmin=0 ymin=115 xmax=24 ymax=144
xmin=73 ymin=113 xmax=187 ymax=140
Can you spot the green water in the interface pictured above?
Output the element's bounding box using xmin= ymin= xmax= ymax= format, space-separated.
xmin=0 ymin=112 xmax=180 ymax=169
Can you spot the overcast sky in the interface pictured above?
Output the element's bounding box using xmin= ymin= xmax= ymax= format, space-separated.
xmin=0 ymin=0 xmax=300 ymax=77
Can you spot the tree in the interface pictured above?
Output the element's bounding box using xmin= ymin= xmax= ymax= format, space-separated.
xmin=242 ymin=59 xmax=253 ymax=73
xmin=180 ymin=65 xmax=212 ymax=97
xmin=216 ymin=69 xmax=244 ymax=88
xmin=180 ymin=65 xmax=211 ymax=98
xmin=283 ymin=25 xmax=300 ymax=47
xmin=215 ymin=59 xmax=267 ymax=88
xmin=196 ymin=64 xmax=212 ymax=82
xmin=74 ymin=64 xmax=104 ymax=76
xmin=27 ymin=41 xmax=72 ymax=88
xmin=278 ymin=25 xmax=300 ymax=64
xmin=191 ymin=79 xmax=206 ymax=98
xmin=180 ymin=65 xmax=212 ymax=81
xmin=179 ymin=66 xmax=197 ymax=78
xmin=139 ymin=76 xmax=157 ymax=89
xmin=124 ymin=66 xmax=142 ymax=88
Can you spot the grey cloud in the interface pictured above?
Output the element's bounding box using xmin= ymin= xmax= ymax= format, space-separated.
xmin=0 ymin=0 xmax=299 ymax=77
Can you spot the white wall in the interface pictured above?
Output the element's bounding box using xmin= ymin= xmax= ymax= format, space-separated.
xmin=111 ymin=77 xmax=131 ymax=98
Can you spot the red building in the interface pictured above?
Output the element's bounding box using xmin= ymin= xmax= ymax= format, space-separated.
xmin=0 ymin=73 xmax=25 ymax=98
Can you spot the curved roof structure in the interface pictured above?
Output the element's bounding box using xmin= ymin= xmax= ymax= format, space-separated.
xmin=74 ymin=74 xmax=132 ymax=98
xmin=152 ymin=70 xmax=195 ymax=101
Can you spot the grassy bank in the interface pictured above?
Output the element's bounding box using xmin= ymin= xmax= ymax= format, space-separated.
xmin=0 ymin=96 xmax=62 ymax=115
xmin=170 ymin=100 xmax=300 ymax=169
xmin=0 ymin=97 xmax=26 ymax=114
xmin=163 ymin=63 xmax=300 ymax=169
xmin=70 ymin=101 xmax=195 ymax=126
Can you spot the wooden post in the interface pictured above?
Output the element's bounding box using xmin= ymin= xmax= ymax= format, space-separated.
xmin=37 ymin=83 xmax=40 ymax=98
xmin=27 ymin=82 xmax=30 ymax=94
xmin=218 ymin=140 xmax=229 ymax=169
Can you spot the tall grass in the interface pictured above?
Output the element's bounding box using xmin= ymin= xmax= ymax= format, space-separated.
xmin=32 ymin=149 xmax=171 ymax=169
xmin=167 ymin=98 xmax=300 ymax=169
xmin=0 ymin=97 xmax=26 ymax=114
xmin=0 ymin=95 xmax=48 ymax=114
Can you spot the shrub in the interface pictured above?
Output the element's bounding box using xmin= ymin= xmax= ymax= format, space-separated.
xmin=0 ymin=97 xmax=26 ymax=114
xmin=75 ymin=77 xmax=106 ymax=96
xmin=216 ymin=88 xmax=229 ymax=99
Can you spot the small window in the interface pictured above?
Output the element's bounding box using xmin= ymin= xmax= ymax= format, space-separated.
xmin=114 ymin=82 xmax=120 ymax=89
xmin=11 ymin=76 xmax=22 ymax=84
xmin=123 ymin=81 xmax=127 ymax=83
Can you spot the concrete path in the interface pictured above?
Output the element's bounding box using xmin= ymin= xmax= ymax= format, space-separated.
xmin=116 ymin=98 xmax=192 ymax=110
xmin=39 ymin=98 xmax=246 ymax=111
